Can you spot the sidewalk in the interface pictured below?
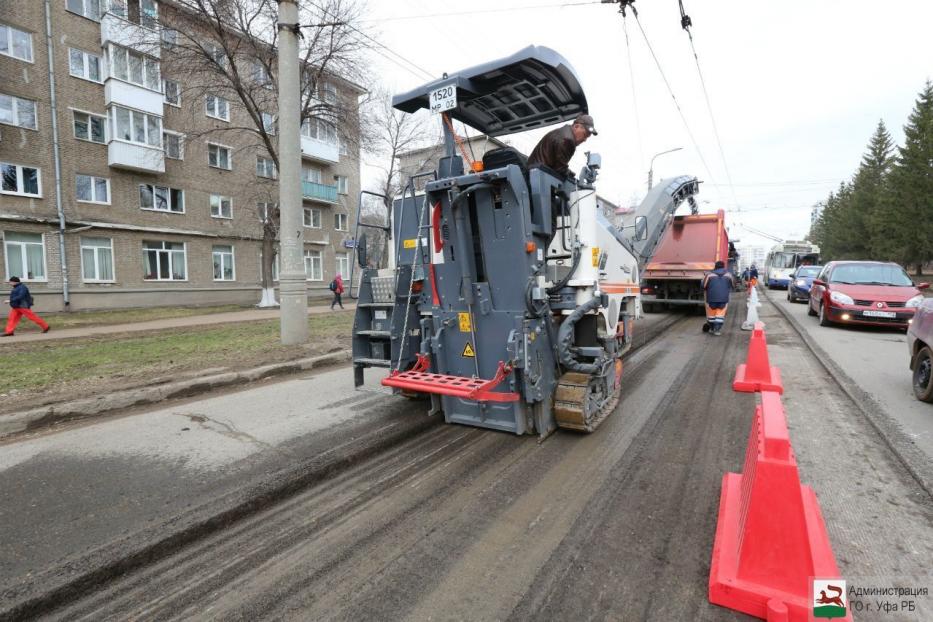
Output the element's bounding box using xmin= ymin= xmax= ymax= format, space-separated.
xmin=0 ymin=302 xmax=356 ymax=344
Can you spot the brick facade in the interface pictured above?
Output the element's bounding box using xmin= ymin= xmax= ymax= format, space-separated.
xmin=0 ymin=0 xmax=361 ymax=311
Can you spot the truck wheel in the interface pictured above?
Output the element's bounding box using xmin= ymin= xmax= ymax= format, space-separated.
xmin=818 ymin=303 xmax=833 ymax=327
xmin=913 ymin=346 xmax=933 ymax=402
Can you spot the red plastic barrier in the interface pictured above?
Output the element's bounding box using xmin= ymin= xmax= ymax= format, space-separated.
xmin=709 ymin=391 xmax=850 ymax=621
xmin=733 ymin=322 xmax=784 ymax=394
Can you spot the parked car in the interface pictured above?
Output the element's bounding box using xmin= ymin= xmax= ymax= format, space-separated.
xmin=787 ymin=265 xmax=823 ymax=303
xmin=807 ymin=261 xmax=929 ymax=329
xmin=908 ymin=297 xmax=933 ymax=402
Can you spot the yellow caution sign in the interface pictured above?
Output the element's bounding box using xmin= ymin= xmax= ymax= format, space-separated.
xmin=458 ymin=312 xmax=472 ymax=332
xmin=462 ymin=341 xmax=475 ymax=357
xmin=403 ymin=238 xmax=417 ymax=249
xmin=591 ymin=246 xmax=600 ymax=267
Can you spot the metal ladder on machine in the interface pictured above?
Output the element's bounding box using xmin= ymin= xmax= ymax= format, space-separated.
xmin=351 ymin=174 xmax=435 ymax=388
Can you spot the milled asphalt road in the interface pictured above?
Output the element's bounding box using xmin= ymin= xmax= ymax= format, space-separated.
xmin=2 ymin=300 xmax=932 ymax=620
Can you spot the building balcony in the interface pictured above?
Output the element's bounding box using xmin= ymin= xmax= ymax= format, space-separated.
xmin=101 ymin=12 xmax=161 ymax=58
xmin=105 ymin=79 xmax=163 ymax=116
xmin=300 ymin=135 xmax=340 ymax=164
xmin=302 ymin=181 xmax=339 ymax=204
xmin=109 ymin=140 xmax=165 ymax=173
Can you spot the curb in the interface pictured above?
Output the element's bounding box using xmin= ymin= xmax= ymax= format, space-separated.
xmin=0 ymin=349 xmax=352 ymax=439
xmin=761 ymin=288 xmax=933 ymax=498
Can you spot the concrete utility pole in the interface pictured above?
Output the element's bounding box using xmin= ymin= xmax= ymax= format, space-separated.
xmin=276 ymin=0 xmax=308 ymax=344
xmin=647 ymin=147 xmax=683 ymax=190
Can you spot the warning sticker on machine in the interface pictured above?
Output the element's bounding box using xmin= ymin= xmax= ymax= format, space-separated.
xmin=403 ymin=239 xmax=417 ymax=249
xmin=462 ymin=342 xmax=475 ymax=357
xmin=458 ymin=312 xmax=471 ymax=332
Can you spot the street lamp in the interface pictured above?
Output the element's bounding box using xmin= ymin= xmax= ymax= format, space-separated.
xmin=647 ymin=147 xmax=683 ymax=190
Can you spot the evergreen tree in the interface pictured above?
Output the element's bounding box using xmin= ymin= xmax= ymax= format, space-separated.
xmin=855 ymin=120 xmax=897 ymax=258
xmin=887 ymin=81 xmax=933 ymax=274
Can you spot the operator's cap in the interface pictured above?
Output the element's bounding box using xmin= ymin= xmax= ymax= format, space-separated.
xmin=574 ymin=114 xmax=598 ymax=136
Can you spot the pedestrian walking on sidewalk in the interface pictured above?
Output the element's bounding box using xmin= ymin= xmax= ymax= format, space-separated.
xmin=747 ymin=264 xmax=759 ymax=291
xmin=329 ymin=273 xmax=345 ymax=310
xmin=3 ymin=277 xmax=49 ymax=336
xmin=703 ymin=261 xmax=734 ymax=336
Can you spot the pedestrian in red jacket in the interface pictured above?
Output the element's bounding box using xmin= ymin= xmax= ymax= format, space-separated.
xmin=3 ymin=277 xmax=50 ymax=336
xmin=330 ymin=274 xmax=345 ymax=310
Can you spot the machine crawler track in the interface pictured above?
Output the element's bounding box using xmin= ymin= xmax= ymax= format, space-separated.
xmin=553 ymin=366 xmax=623 ymax=432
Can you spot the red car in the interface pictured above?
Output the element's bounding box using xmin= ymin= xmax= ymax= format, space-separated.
xmin=807 ymin=261 xmax=929 ymax=329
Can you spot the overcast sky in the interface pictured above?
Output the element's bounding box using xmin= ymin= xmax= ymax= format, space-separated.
xmin=357 ymin=0 xmax=932 ymax=250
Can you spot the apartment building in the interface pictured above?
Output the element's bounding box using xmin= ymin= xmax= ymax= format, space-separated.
xmin=0 ymin=0 xmax=362 ymax=311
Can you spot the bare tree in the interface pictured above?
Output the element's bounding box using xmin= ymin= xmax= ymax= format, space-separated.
xmin=155 ymin=0 xmax=373 ymax=305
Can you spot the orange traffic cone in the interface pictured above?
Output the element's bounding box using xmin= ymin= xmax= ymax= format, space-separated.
xmin=733 ymin=321 xmax=783 ymax=394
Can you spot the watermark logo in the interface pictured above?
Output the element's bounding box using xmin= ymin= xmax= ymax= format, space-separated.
xmin=813 ymin=579 xmax=847 ymax=619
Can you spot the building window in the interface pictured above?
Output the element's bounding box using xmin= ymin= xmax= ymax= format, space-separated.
xmin=68 ymin=48 xmax=101 ymax=82
xmin=261 ymin=111 xmax=276 ymax=135
xmin=205 ymin=94 xmax=229 ymax=121
xmin=80 ymin=236 xmax=114 ymax=281
xmin=163 ymin=131 xmax=183 ymax=160
xmin=304 ymin=250 xmax=322 ymax=281
xmin=338 ymin=138 xmax=348 ymax=156
xmin=258 ymin=202 xmax=277 ymax=224
xmin=143 ymin=240 xmax=186 ymax=281
xmin=301 ymin=165 xmax=322 ymax=184
xmin=66 ymin=0 xmax=101 ymax=21
xmin=212 ymin=245 xmax=235 ymax=281
xmin=207 ymin=143 xmax=231 ymax=169
xmin=300 ymin=118 xmax=336 ymax=145
xmin=205 ymin=43 xmax=226 ymax=68
xmin=0 ymin=162 xmax=40 ymax=197
xmin=320 ymin=82 xmax=338 ymax=105
xmin=334 ymin=212 xmax=348 ymax=231
xmin=336 ymin=252 xmax=349 ymax=278
xmin=109 ymin=0 xmax=159 ymax=30
xmin=163 ymin=79 xmax=180 ymax=106
xmin=0 ymin=93 xmax=37 ymax=130
xmin=335 ymin=175 xmax=349 ymax=195
xmin=109 ymin=44 xmax=160 ymax=91
xmin=0 ymin=23 xmax=34 ymax=62
xmin=139 ymin=184 xmax=184 ymax=213
xmin=76 ymin=174 xmax=110 ymax=204
xmin=3 ymin=232 xmax=46 ymax=281
xmin=73 ymin=110 xmax=106 ymax=144
xmin=303 ymin=207 xmax=320 ymax=228
xmin=112 ymin=105 xmax=161 ymax=147
xmin=161 ymin=28 xmax=177 ymax=48
xmin=256 ymin=155 xmax=276 ymax=179
xmin=252 ymin=62 xmax=271 ymax=86
xmin=210 ymin=194 xmax=232 ymax=219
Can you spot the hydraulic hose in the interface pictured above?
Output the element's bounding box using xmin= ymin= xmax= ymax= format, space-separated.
xmin=556 ymin=297 xmax=608 ymax=374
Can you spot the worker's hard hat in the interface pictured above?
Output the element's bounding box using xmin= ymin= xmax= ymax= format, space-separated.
xmin=574 ymin=114 xmax=598 ymax=135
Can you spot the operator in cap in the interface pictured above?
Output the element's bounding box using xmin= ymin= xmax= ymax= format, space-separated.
xmin=527 ymin=113 xmax=597 ymax=178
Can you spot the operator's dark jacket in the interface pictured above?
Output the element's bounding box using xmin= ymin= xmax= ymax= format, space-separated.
xmin=8 ymin=282 xmax=33 ymax=309
xmin=527 ymin=125 xmax=576 ymax=177
xmin=704 ymin=268 xmax=734 ymax=308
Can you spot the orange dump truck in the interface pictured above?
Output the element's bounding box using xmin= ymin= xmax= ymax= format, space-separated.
xmin=639 ymin=209 xmax=731 ymax=311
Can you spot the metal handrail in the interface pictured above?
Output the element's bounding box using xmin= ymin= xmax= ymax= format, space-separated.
xmin=348 ymin=190 xmax=389 ymax=299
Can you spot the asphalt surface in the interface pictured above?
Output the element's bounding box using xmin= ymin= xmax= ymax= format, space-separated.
xmin=2 ymin=300 xmax=932 ymax=620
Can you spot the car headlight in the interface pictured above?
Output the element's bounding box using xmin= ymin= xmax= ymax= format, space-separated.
xmin=830 ymin=291 xmax=854 ymax=305
xmin=906 ymin=294 xmax=924 ymax=308
xmin=795 ymin=279 xmax=806 ymax=287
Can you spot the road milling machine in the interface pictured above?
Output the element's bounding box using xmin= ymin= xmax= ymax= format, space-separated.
xmin=351 ymin=46 xmax=652 ymax=437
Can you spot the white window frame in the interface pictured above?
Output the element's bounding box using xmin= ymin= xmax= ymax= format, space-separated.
xmin=336 ymin=252 xmax=349 ymax=279
xmin=66 ymin=0 xmax=102 ymax=22
xmin=320 ymin=82 xmax=338 ymax=105
xmin=0 ymin=22 xmax=34 ymax=62
xmin=68 ymin=47 xmax=103 ymax=83
xmin=261 ymin=111 xmax=276 ymax=135
xmin=75 ymin=174 xmax=110 ymax=204
xmin=162 ymin=78 xmax=180 ymax=106
xmin=79 ymin=236 xmax=115 ymax=282
xmin=303 ymin=207 xmax=321 ymax=229
xmin=161 ymin=28 xmax=177 ymax=48
xmin=0 ymin=162 xmax=41 ymax=197
xmin=139 ymin=183 xmax=184 ymax=213
xmin=163 ymin=130 xmax=184 ymax=160
xmin=3 ymin=231 xmax=47 ymax=282
xmin=108 ymin=44 xmax=161 ymax=92
xmin=256 ymin=155 xmax=277 ymax=179
xmin=304 ymin=249 xmax=323 ymax=281
xmin=335 ymin=175 xmax=349 ymax=195
xmin=109 ymin=0 xmax=159 ymax=30
xmin=0 ymin=93 xmax=38 ymax=130
xmin=72 ymin=109 xmax=107 ymax=144
xmin=205 ymin=94 xmax=230 ymax=121
xmin=205 ymin=42 xmax=226 ymax=69
xmin=143 ymin=240 xmax=187 ymax=281
xmin=110 ymin=105 xmax=162 ymax=148
xmin=207 ymin=142 xmax=232 ymax=170
xmin=301 ymin=165 xmax=322 ymax=184
xmin=334 ymin=212 xmax=348 ymax=232
xmin=212 ymin=245 xmax=236 ymax=281
xmin=210 ymin=194 xmax=233 ymax=219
